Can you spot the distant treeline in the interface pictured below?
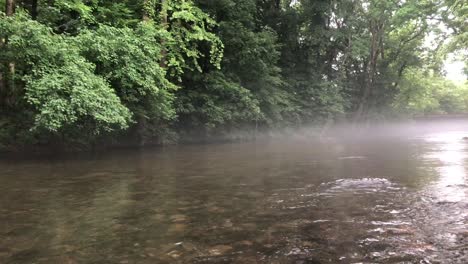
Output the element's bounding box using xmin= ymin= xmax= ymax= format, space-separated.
xmin=0 ymin=0 xmax=466 ymax=150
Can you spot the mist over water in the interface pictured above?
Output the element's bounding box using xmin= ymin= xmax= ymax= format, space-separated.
xmin=0 ymin=118 xmax=467 ymax=263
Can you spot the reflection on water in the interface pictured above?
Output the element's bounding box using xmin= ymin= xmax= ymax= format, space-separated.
xmin=424 ymin=132 xmax=467 ymax=203
xmin=0 ymin=120 xmax=467 ymax=263
xmin=412 ymin=131 xmax=468 ymax=262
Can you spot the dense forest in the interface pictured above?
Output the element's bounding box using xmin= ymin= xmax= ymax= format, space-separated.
xmin=0 ymin=0 xmax=466 ymax=150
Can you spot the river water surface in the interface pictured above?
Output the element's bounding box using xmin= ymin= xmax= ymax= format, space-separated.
xmin=1 ymin=120 xmax=467 ymax=263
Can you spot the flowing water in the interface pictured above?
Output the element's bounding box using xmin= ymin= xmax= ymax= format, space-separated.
xmin=1 ymin=119 xmax=467 ymax=263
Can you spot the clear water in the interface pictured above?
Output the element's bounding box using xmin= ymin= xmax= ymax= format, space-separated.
xmin=1 ymin=120 xmax=467 ymax=263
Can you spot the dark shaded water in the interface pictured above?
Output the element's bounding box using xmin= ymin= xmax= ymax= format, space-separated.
xmin=1 ymin=120 xmax=467 ymax=264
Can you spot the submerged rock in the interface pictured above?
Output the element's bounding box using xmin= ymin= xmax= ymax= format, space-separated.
xmin=238 ymin=240 xmax=254 ymax=246
xmin=168 ymin=223 xmax=187 ymax=233
xmin=208 ymin=245 xmax=233 ymax=256
xmin=207 ymin=206 xmax=225 ymax=213
xmin=180 ymin=242 xmax=197 ymax=252
xmin=222 ymin=219 xmax=234 ymax=228
xmin=170 ymin=214 xmax=188 ymax=223
xmin=152 ymin=213 xmax=165 ymax=221
xmin=301 ymin=241 xmax=317 ymax=248
xmin=240 ymin=223 xmax=257 ymax=231
xmin=167 ymin=250 xmax=182 ymax=259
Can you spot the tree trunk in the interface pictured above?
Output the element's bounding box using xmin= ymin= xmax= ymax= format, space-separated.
xmin=2 ymin=0 xmax=15 ymax=108
xmin=0 ymin=73 xmax=3 ymax=110
xmin=354 ymin=20 xmax=384 ymax=122
xmin=138 ymin=0 xmax=169 ymax=146
xmin=6 ymin=0 xmax=16 ymax=98
xmin=142 ymin=0 xmax=150 ymax=21
xmin=160 ymin=0 xmax=168 ymax=25
xmin=159 ymin=0 xmax=168 ymax=68
xmin=6 ymin=0 xmax=15 ymax=16
xmin=31 ymin=0 xmax=38 ymax=20
xmin=393 ymin=61 xmax=407 ymax=90
xmin=138 ymin=0 xmax=152 ymax=146
xmin=275 ymin=0 xmax=281 ymax=9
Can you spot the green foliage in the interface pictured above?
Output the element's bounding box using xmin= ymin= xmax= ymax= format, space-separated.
xmin=0 ymin=0 xmax=467 ymax=150
xmin=76 ymin=23 xmax=176 ymax=122
xmin=176 ymin=72 xmax=261 ymax=130
xmin=0 ymin=13 xmax=131 ymax=133
xmin=0 ymin=0 xmax=225 ymax=147
xmin=393 ymin=68 xmax=468 ymax=114
xmin=94 ymin=1 xmax=142 ymax=27
xmin=164 ymin=0 xmax=224 ymax=75
xmin=192 ymin=0 xmax=297 ymax=128
xmin=25 ymin=63 xmax=131 ymax=133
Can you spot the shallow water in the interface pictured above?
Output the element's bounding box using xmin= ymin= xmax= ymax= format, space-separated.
xmin=1 ymin=120 xmax=467 ymax=263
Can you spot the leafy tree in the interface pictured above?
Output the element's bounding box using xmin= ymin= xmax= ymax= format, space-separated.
xmin=181 ymin=0 xmax=295 ymax=134
xmin=394 ymin=68 xmax=467 ymax=115
xmin=0 ymin=13 xmax=131 ymax=134
xmin=76 ymin=24 xmax=176 ymax=141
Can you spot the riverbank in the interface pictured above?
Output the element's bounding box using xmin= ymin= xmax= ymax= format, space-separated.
xmin=3 ymin=114 xmax=468 ymax=155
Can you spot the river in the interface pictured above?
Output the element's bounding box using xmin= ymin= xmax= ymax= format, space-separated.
xmin=0 ymin=119 xmax=467 ymax=263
